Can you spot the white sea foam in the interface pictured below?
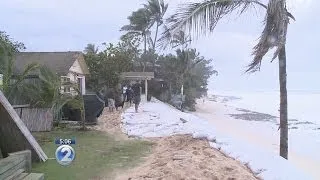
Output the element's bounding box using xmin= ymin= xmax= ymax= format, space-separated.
xmin=121 ymin=97 xmax=314 ymax=180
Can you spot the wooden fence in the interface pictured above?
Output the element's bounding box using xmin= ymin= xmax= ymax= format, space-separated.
xmin=13 ymin=105 xmax=53 ymax=132
xmin=0 ymin=91 xmax=48 ymax=162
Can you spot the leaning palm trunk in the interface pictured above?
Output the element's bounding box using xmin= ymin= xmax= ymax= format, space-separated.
xmin=153 ymin=22 xmax=159 ymax=50
xmin=152 ymin=23 xmax=160 ymax=71
xmin=143 ymin=33 xmax=147 ymax=72
xmin=144 ymin=33 xmax=147 ymax=54
xmin=278 ymin=46 xmax=288 ymax=159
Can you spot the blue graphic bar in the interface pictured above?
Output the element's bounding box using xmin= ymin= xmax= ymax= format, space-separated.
xmin=55 ymin=138 xmax=76 ymax=145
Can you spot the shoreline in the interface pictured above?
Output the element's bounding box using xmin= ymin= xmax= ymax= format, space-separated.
xmin=195 ymin=96 xmax=320 ymax=179
xmin=120 ymin=97 xmax=312 ymax=179
xmin=93 ymin=101 xmax=260 ymax=179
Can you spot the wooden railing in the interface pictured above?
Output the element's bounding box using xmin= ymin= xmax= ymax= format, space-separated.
xmin=0 ymin=150 xmax=44 ymax=180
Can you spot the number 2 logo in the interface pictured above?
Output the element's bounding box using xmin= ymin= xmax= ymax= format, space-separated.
xmin=55 ymin=145 xmax=75 ymax=166
xmin=60 ymin=147 xmax=72 ymax=162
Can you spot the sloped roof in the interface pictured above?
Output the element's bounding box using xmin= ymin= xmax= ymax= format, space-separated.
xmin=13 ymin=51 xmax=90 ymax=75
xmin=121 ymin=72 xmax=154 ymax=80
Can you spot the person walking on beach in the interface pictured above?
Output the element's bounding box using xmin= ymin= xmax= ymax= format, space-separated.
xmin=132 ymin=81 xmax=141 ymax=113
xmin=126 ymin=85 xmax=133 ymax=106
xmin=122 ymin=85 xmax=128 ymax=101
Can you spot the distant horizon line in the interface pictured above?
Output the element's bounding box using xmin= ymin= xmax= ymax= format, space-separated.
xmin=208 ymin=89 xmax=320 ymax=94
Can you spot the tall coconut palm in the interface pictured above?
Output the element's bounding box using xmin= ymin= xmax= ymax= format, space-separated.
xmin=121 ymin=8 xmax=153 ymax=71
xmin=163 ymin=0 xmax=295 ymax=159
xmin=121 ymin=8 xmax=152 ymax=54
xmin=144 ymin=0 xmax=169 ymax=50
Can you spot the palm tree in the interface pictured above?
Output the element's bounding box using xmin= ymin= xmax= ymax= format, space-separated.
xmin=144 ymin=0 xmax=169 ymax=50
xmin=121 ymin=8 xmax=152 ymax=54
xmin=163 ymin=0 xmax=295 ymax=159
xmin=176 ymin=48 xmax=207 ymax=96
xmin=0 ymin=31 xmax=39 ymax=102
xmin=161 ymin=30 xmax=197 ymax=96
xmin=25 ymin=66 xmax=85 ymax=128
xmin=121 ymin=8 xmax=153 ymax=71
xmin=84 ymin=44 xmax=99 ymax=54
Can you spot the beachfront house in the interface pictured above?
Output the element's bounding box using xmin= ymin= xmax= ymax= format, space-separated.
xmin=13 ymin=51 xmax=90 ymax=96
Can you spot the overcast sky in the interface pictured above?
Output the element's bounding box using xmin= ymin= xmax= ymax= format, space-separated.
xmin=1 ymin=0 xmax=318 ymax=92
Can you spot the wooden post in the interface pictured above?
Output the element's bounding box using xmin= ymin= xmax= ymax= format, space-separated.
xmin=140 ymin=79 xmax=142 ymax=97
xmin=19 ymin=108 xmax=23 ymax=119
xmin=145 ymin=78 xmax=148 ymax=102
xmin=181 ymin=85 xmax=184 ymax=95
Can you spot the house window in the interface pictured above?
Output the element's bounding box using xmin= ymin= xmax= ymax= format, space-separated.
xmin=64 ymin=86 xmax=71 ymax=93
xmin=61 ymin=76 xmax=71 ymax=83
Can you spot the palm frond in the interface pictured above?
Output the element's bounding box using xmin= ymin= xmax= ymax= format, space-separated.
xmin=160 ymin=0 xmax=293 ymax=45
xmin=158 ymin=26 xmax=191 ymax=50
xmin=246 ymin=0 xmax=290 ymax=72
xmin=120 ymin=25 xmax=135 ymax=32
xmin=21 ymin=62 xmax=39 ymax=78
xmin=161 ymin=0 xmax=295 ymax=72
xmin=144 ymin=0 xmax=168 ymax=24
xmin=38 ymin=65 xmax=59 ymax=86
xmin=157 ymin=24 xmax=173 ymax=50
xmin=6 ymin=62 xmax=39 ymax=99
xmin=164 ymin=0 xmax=261 ymax=42
xmin=147 ymin=36 xmax=154 ymax=49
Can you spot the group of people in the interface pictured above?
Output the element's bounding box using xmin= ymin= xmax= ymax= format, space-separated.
xmin=107 ymin=80 xmax=141 ymax=113
xmin=123 ymin=81 xmax=141 ymax=113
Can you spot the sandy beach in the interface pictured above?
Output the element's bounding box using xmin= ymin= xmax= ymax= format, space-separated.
xmin=92 ymin=104 xmax=260 ymax=180
xmin=194 ymin=97 xmax=320 ymax=179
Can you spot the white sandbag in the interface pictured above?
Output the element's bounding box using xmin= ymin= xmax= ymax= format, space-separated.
xmin=207 ymin=135 xmax=216 ymax=142
xmin=192 ymin=132 xmax=208 ymax=139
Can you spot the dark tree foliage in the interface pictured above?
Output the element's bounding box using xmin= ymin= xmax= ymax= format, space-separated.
xmin=83 ymin=42 xmax=134 ymax=92
xmin=156 ymin=48 xmax=216 ymax=110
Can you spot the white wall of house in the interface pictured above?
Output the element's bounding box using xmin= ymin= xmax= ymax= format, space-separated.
xmin=60 ymin=59 xmax=86 ymax=95
xmin=77 ymin=75 xmax=86 ymax=95
xmin=0 ymin=74 xmax=3 ymax=87
xmin=69 ymin=59 xmax=83 ymax=74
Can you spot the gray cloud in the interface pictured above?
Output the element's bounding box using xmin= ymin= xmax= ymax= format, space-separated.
xmin=0 ymin=0 xmax=318 ymax=92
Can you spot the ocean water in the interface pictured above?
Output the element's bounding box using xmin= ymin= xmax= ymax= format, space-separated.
xmin=208 ymin=90 xmax=320 ymax=162
xmin=210 ymin=90 xmax=320 ymax=125
xmin=206 ymin=90 xmax=320 ymax=178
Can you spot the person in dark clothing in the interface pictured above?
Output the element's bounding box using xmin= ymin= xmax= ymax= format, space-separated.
xmin=132 ymin=81 xmax=141 ymax=113
xmin=125 ymin=86 xmax=133 ymax=105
